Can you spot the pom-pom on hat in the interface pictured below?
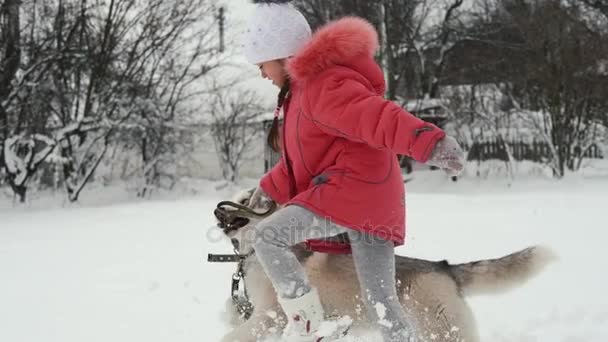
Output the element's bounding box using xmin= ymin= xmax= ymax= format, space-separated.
xmin=244 ymin=0 xmax=312 ymax=65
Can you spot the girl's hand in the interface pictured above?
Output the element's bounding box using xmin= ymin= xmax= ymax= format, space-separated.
xmin=426 ymin=136 xmax=465 ymax=175
xmin=248 ymin=186 xmax=272 ymax=210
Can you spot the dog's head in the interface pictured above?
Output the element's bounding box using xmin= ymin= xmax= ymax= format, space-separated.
xmin=214 ymin=187 xmax=278 ymax=254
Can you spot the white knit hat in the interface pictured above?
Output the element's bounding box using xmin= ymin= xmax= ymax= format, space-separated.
xmin=244 ymin=0 xmax=312 ymax=65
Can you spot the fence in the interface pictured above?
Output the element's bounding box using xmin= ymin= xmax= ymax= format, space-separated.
xmin=462 ymin=139 xmax=604 ymax=162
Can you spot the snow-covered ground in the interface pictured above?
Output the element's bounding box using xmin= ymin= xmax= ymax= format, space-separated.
xmin=1 ymin=174 xmax=608 ymax=342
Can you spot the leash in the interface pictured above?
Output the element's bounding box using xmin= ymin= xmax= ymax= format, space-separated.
xmin=207 ymin=200 xmax=276 ymax=321
xmin=208 ymin=233 xmax=255 ymax=320
xmin=229 ymin=247 xmax=254 ymax=320
xmin=214 ymin=200 xmax=276 ymax=222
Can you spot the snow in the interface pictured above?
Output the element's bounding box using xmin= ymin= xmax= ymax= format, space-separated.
xmin=1 ymin=173 xmax=608 ymax=341
xmin=2 ymin=1 xmax=605 ymax=339
xmin=3 ymin=135 xmax=24 ymax=175
xmin=315 ymin=315 xmax=353 ymax=340
xmin=374 ymin=302 xmax=393 ymax=328
xmin=404 ymin=98 xmax=448 ymax=115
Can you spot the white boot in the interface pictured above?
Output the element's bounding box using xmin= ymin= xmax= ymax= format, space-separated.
xmin=279 ymin=288 xmax=351 ymax=342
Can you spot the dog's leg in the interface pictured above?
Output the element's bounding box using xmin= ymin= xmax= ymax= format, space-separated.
xmin=398 ymin=273 xmax=480 ymax=342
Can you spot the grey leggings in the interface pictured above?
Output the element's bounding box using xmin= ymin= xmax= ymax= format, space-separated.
xmin=252 ymin=205 xmax=415 ymax=342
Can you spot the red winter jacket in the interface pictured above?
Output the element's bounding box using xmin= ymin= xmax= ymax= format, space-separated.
xmin=259 ymin=17 xmax=445 ymax=252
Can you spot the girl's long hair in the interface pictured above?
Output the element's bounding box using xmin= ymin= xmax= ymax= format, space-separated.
xmin=267 ymin=81 xmax=290 ymax=152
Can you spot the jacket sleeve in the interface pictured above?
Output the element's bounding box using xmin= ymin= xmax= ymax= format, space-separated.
xmin=305 ymin=72 xmax=446 ymax=162
xmin=259 ymin=158 xmax=291 ymax=205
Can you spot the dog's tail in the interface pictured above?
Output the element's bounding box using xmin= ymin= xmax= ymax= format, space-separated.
xmin=449 ymin=246 xmax=557 ymax=297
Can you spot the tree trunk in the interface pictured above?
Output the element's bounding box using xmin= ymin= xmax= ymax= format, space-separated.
xmin=378 ymin=2 xmax=390 ymax=95
xmin=0 ymin=0 xmax=22 ymax=154
xmin=11 ymin=183 xmax=27 ymax=203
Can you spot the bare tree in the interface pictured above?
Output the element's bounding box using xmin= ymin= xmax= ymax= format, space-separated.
xmin=3 ymin=134 xmax=54 ymax=202
xmin=113 ymin=0 xmax=223 ymax=197
xmin=376 ymin=0 xmax=418 ymax=100
xmin=0 ymin=0 xmax=22 ymax=185
xmin=447 ymin=83 xmax=518 ymax=179
xmin=0 ymin=0 xmax=223 ymax=201
xmin=293 ymin=0 xmax=468 ymax=101
xmin=463 ymin=0 xmax=608 ymax=177
xmin=579 ymin=0 xmax=608 ymax=18
xmin=2 ymin=119 xmax=99 ymax=202
xmin=209 ymin=88 xmax=266 ymax=183
xmin=397 ymin=0 xmax=468 ymax=99
xmin=293 ymin=0 xmax=377 ymax=30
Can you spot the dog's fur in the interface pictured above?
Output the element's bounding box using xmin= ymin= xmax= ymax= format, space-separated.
xmin=217 ymin=190 xmax=556 ymax=342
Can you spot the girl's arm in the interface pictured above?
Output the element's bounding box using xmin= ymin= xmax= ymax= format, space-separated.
xmin=305 ymin=72 xmax=445 ymax=163
xmin=259 ymin=158 xmax=291 ymax=204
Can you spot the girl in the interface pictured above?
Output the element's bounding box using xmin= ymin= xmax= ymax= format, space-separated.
xmin=243 ymin=1 xmax=465 ymax=341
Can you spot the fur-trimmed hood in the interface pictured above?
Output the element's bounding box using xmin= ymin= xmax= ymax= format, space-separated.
xmin=286 ymin=17 xmax=385 ymax=94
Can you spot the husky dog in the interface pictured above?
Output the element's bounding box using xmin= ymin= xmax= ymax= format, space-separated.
xmin=215 ymin=189 xmax=556 ymax=342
